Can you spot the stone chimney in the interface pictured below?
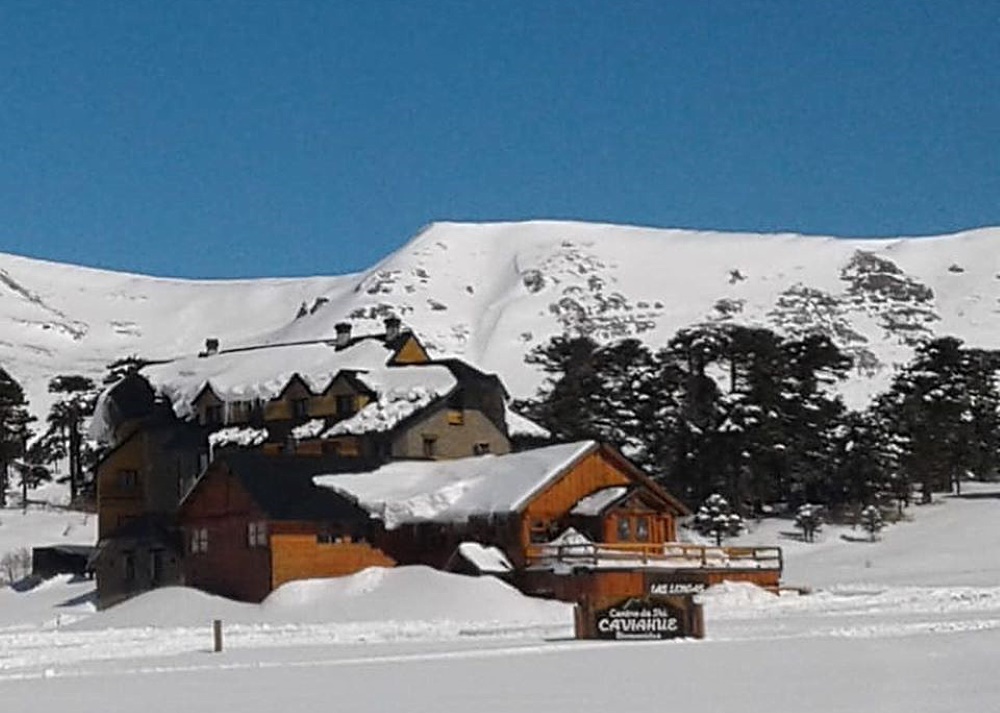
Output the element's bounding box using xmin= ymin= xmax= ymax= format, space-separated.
xmin=334 ymin=322 xmax=352 ymax=349
xmin=384 ymin=316 xmax=402 ymax=342
xmin=201 ymin=338 xmax=220 ymax=357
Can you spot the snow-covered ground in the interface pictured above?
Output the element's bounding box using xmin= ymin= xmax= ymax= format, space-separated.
xmin=2 ymin=484 xmax=999 ymax=711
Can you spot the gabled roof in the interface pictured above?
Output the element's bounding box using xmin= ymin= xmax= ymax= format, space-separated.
xmin=141 ymin=338 xmax=397 ymax=419
xmin=318 ymin=370 xmax=377 ymax=398
xmin=315 ymin=441 xmax=690 ymax=529
xmin=183 ymin=452 xmax=375 ymax=524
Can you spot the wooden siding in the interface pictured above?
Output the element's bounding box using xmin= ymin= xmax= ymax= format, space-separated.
xmin=181 ymin=468 xmax=273 ymax=602
xmin=270 ymin=533 xmax=395 ymax=589
xmin=520 ymin=450 xmax=631 ymax=549
xmin=97 ymin=436 xmax=146 ymax=539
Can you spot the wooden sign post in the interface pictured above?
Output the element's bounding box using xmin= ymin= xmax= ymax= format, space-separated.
xmin=213 ymin=619 xmax=223 ymax=653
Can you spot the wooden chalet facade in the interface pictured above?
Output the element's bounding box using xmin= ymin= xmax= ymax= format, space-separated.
xmin=179 ymin=453 xmax=393 ymax=602
xmin=315 ymin=441 xmax=783 ymax=602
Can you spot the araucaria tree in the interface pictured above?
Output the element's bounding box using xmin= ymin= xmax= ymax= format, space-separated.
xmin=878 ymin=338 xmax=1000 ymax=503
xmin=0 ymin=367 xmax=35 ymax=509
xmin=518 ymin=326 xmax=1000 ymax=521
xmin=42 ymin=375 xmax=100 ymax=502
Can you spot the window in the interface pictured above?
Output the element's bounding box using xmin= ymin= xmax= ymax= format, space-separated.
xmin=204 ymin=405 xmax=223 ymax=426
xmin=292 ymin=398 xmax=309 ymax=419
xmin=635 ymin=516 xmax=650 ymax=542
xmin=473 ymin=442 xmax=491 ymax=456
xmin=617 ymin=517 xmax=632 ymax=542
xmin=422 ymin=435 xmax=437 ymax=458
xmin=317 ymin=531 xmax=351 ymax=545
xmin=529 ymin=521 xmax=552 ymax=544
xmin=123 ymin=551 xmax=135 ymax=582
xmin=335 ymin=394 xmax=355 ymax=417
xmin=447 ymin=391 xmax=464 ymax=425
xmin=150 ymin=549 xmax=164 ymax=584
xmin=247 ymin=521 xmax=268 ymax=548
xmin=190 ymin=528 xmax=209 ymax=554
xmin=118 ymin=469 xmax=138 ymax=490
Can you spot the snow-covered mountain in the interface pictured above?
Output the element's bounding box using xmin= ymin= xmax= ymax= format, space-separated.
xmin=3 ymin=220 xmax=999 ymax=417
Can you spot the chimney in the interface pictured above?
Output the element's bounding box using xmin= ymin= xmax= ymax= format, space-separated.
xmin=334 ymin=322 xmax=352 ymax=349
xmin=201 ymin=338 xmax=220 ymax=357
xmin=384 ymin=316 xmax=402 ymax=342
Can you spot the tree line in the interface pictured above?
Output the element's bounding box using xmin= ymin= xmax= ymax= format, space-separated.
xmin=515 ymin=325 xmax=1000 ymax=519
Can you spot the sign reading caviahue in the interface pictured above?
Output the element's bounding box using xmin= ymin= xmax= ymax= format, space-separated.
xmin=593 ymin=597 xmax=689 ymax=640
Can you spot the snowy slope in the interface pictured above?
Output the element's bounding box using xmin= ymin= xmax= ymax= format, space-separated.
xmin=3 ymin=221 xmax=1000 ymax=417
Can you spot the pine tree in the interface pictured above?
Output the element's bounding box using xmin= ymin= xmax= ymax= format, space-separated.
xmin=693 ymin=493 xmax=745 ymax=546
xmin=859 ymin=505 xmax=884 ymax=541
xmin=15 ymin=440 xmax=53 ymax=510
xmin=794 ymin=503 xmax=823 ymax=543
xmin=0 ymin=368 xmax=35 ymax=509
xmin=879 ymin=338 xmax=1000 ymax=503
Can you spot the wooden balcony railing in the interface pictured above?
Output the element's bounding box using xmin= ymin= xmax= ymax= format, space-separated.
xmin=525 ymin=541 xmax=783 ymax=572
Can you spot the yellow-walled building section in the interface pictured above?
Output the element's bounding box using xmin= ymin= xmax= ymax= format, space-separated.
xmin=270 ymin=534 xmax=396 ymax=590
xmin=391 ymin=336 xmax=430 ymax=364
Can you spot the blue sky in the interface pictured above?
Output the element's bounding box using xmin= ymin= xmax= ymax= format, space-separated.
xmin=1 ymin=1 xmax=997 ymax=278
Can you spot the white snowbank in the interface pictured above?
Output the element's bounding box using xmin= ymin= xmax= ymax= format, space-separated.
xmin=70 ymin=566 xmax=570 ymax=630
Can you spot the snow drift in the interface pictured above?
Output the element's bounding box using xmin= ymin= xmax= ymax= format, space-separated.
xmin=69 ymin=566 xmax=571 ymax=630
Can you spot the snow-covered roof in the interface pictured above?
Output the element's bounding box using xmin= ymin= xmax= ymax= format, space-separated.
xmin=504 ymin=409 xmax=552 ymax=439
xmin=208 ymin=426 xmax=268 ymax=449
xmin=570 ymin=486 xmax=628 ymax=516
xmin=131 ymin=338 xmax=457 ymax=431
xmin=324 ymin=365 xmax=456 ymax=436
xmin=314 ymin=441 xmax=596 ymax=529
xmin=456 ymin=542 xmax=513 ymax=574
xmin=142 ymin=338 xmax=397 ymax=418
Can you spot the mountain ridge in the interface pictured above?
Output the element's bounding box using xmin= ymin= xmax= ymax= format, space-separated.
xmin=2 ymin=220 xmax=999 ymax=417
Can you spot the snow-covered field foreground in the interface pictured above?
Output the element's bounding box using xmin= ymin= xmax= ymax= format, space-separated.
xmin=3 ymin=486 xmax=1000 ymax=712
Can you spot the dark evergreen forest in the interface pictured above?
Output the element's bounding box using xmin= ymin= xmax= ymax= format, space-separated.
xmin=515 ymin=325 xmax=1000 ymax=520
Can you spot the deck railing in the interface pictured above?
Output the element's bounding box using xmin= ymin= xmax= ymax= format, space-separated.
xmin=525 ymin=541 xmax=783 ymax=571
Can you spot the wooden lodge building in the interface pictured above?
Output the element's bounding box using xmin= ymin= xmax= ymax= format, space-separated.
xmin=91 ymin=318 xmax=541 ymax=607
xmin=90 ymin=318 xmax=781 ymax=609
